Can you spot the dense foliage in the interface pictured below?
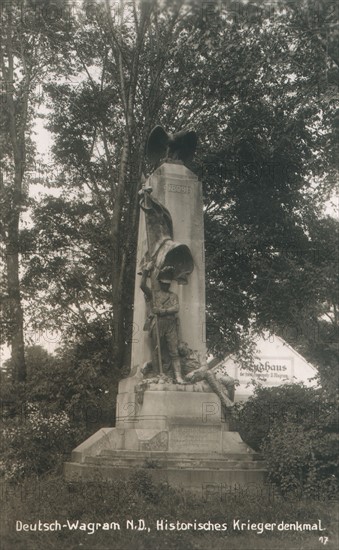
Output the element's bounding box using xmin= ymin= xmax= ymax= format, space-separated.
xmin=235 ymin=384 xmax=339 ymax=498
xmin=0 ymin=344 xmax=114 ymax=481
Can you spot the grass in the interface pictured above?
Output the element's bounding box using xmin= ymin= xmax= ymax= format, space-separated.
xmin=1 ymin=471 xmax=338 ymax=550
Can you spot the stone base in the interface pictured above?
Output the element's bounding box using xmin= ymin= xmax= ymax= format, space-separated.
xmin=68 ymin=423 xmax=254 ymax=460
xmin=65 ymin=389 xmax=266 ymax=492
xmin=65 ymin=450 xmax=266 ymax=495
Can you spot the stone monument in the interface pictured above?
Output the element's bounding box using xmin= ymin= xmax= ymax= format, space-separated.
xmin=64 ymin=126 xmax=266 ymax=493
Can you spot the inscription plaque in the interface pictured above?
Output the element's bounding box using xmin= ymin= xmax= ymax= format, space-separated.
xmin=169 ymin=425 xmax=221 ymax=453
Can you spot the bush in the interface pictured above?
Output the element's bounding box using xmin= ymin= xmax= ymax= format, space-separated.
xmin=0 ymin=403 xmax=75 ymax=481
xmin=233 ymin=384 xmax=327 ymax=451
xmin=0 ymin=342 xmax=120 ymax=483
xmin=233 ymin=384 xmax=339 ymax=498
xmin=262 ymin=418 xmax=339 ymax=499
xmin=128 ymin=469 xmax=163 ymax=503
xmin=1 ymin=344 xmax=116 ymax=435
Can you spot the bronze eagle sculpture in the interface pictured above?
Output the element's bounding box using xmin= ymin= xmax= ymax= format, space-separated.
xmin=146 ymin=125 xmax=198 ymax=166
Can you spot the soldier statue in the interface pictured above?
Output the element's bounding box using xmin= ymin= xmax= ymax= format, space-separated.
xmin=140 ymin=264 xmax=185 ymax=384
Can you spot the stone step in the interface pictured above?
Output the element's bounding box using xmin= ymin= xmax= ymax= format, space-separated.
xmin=65 ymin=461 xmax=267 ymax=490
xmin=100 ymin=449 xmax=263 ymax=461
xmin=86 ymin=460 xmax=266 ymax=470
xmin=84 ymin=454 xmax=265 ymax=471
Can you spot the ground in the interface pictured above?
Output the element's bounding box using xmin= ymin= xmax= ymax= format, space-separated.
xmin=1 ymin=472 xmax=338 ymax=550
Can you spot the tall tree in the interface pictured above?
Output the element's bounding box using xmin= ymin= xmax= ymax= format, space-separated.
xmin=24 ymin=0 xmax=204 ymax=371
xmin=0 ymin=0 xmax=73 ymax=382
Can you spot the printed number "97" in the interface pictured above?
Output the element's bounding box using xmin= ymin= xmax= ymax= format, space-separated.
xmin=319 ymin=536 xmax=329 ymax=545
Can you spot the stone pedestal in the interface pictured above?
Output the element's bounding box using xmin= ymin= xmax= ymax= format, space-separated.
xmin=64 ymin=388 xmax=266 ymax=492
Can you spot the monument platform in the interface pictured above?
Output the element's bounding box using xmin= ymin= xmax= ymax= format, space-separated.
xmin=64 ymin=388 xmax=267 ymax=493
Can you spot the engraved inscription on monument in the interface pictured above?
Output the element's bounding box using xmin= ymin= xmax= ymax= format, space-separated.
xmin=169 ymin=425 xmax=221 ymax=453
xmin=167 ymin=183 xmax=191 ymax=194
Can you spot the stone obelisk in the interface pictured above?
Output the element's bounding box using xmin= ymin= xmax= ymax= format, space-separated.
xmin=116 ymin=127 xmax=213 ymax=425
xmin=131 ymin=161 xmax=206 ymax=375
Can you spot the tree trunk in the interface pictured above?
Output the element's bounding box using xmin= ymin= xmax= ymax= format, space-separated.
xmin=6 ymin=197 xmax=26 ymax=382
xmin=108 ymin=2 xmax=152 ymax=371
xmin=1 ymin=5 xmax=27 ymax=383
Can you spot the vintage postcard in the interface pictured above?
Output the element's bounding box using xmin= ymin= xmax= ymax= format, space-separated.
xmin=1 ymin=1 xmax=338 ymax=549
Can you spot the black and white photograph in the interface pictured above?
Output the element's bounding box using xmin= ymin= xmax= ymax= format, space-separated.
xmin=0 ymin=0 xmax=338 ymax=548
